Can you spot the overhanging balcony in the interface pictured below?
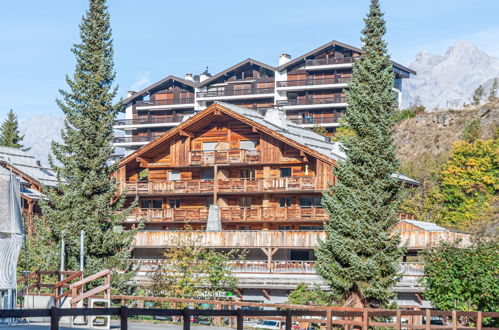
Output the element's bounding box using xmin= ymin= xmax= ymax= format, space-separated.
xmin=113 ymin=116 xmax=187 ymax=130
xmin=276 ymin=96 xmax=348 ymax=110
xmin=276 ymin=77 xmax=351 ymax=91
xmin=112 ymin=134 xmax=163 ymax=147
xmin=135 ymin=98 xmax=195 ymax=110
xmin=196 ymin=87 xmax=275 ymax=101
xmin=290 ymin=114 xmax=344 ymax=127
xmin=305 ymin=57 xmax=355 ymax=70
xmin=189 ymin=149 xmax=261 ymax=165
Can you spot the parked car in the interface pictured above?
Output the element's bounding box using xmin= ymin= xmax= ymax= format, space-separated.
xmin=252 ymin=319 xmax=285 ymax=330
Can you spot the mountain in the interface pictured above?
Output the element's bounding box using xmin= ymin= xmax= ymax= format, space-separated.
xmin=402 ymin=41 xmax=499 ymax=111
xmin=19 ymin=114 xmax=64 ymax=165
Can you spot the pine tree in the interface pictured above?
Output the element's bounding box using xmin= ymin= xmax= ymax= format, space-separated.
xmin=37 ymin=0 xmax=136 ymax=291
xmin=488 ymin=78 xmax=498 ymax=101
xmin=314 ymin=0 xmax=405 ymax=308
xmin=472 ymin=84 xmax=485 ymax=105
xmin=0 ymin=109 xmax=29 ymax=150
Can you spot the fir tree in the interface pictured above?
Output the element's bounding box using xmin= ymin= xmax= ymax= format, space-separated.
xmin=472 ymin=84 xmax=485 ymax=105
xmin=314 ymin=0 xmax=405 ymax=308
xmin=37 ymin=0 xmax=136 ymax=291
xmin=488 ymin=78 xmax=498 ymax=101
xmin=0 ymin=109 xmax=29 ymax=150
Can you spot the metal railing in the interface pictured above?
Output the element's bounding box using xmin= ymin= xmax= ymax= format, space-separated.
xmin=277 ymin=76 xmax=351 ymax=87
xmin=305 ymin=57 xmax=355 ymax=66
xmin=197 ymin=87 xmax=274 ymax=98
xmin=135 ymin=98 xmax=194 ymax=106
xmin=276 ymin=96 xmax=347 ymax=107
xmin=112 ymin=134 xmax=163 ymax=144
xmin=290 ymin=115 xmax=344 ymax=125
xmin=114 ymin=116 xmax=186 ymax=126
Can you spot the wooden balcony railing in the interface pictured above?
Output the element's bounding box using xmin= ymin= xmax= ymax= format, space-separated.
xmin=123 ymin=177 xmax=322 ymax=195
xmin=276 ymin=77 xmax=351 ymax=88
xmin=190 ymin=149 xmax=261 ymax=165
xmin=114 ymin=116 xmax=186 ymax=126
xmin=276 ymin=96 xmax=347 ymax=107
xmin=135 ymin=98 xmax=195 ymax=107
xmin=305 ymin=57 xmax=354 ymax=66
xmin=220 ymin=207 xmax=328 ymax=222
xmin=196 ymin=87 xmax=274 ymax=98
xmin=128 ymin=208 xmax=210 ymax=223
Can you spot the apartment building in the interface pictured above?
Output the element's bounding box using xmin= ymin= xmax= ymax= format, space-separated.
xmin=113 ymin=102 xmax=465 ymax=307
xmin=113 ymin=40 xmax=415 ymax=153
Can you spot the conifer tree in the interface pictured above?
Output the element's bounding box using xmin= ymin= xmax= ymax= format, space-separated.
xmin=38 ymin=0 xmax=136 ymax=290
xmin=0 ymin=109 xmax=29 ymax=150
xmin=315 ymin=0 xmax=405 ymax=308
xmin=472 ymin=84 xmax=485 ymax=105
xmin=488 ymin=78 xmax=498 ymax=101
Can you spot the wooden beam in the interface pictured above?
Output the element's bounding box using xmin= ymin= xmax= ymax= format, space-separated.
xmin=252 ymin=127 xmax=258 ymax=133
xmin=262 ymin=289 xmax=271 ymax=301
xmin=179 ymin=130 xmax=194 ymax=138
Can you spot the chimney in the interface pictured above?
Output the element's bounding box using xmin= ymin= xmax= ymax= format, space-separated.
xmin=199 ymin=67 xmax=211 ymax=82
xmin=127 ymin=90 xmax=137 ymax=98
xmin=184 ymin=73 xmax=194 ymax=82
xmin=279 ymin=53 xmax=291 ymax=66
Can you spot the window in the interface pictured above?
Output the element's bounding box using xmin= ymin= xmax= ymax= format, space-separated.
xmin=299 ymin=196 xmax=322 ymax=208
xmin=278 ymin=225 xmax=291 ymax=231
xmin=140 ymin=199 xmax=162 ymax=209
xmin=240 ymin=140 xmax=258 ymax=151
xmin=298 ymin=226 xmax=323 ymax=231
xmin=239 ymin=197 xmax=252 ymax=208
xmin=168 ymin=171 xmax=181 ymax=181
xmin=238 ymin=225 xmax=251 ymax=231
xmin=278 ymin=197 xmax=292 ymax=207
xmin=169 ymin=199 xmax=181 ymax=209
xmin=240 ymin=168 xmax=256 ymax=179
xmin=201 ymin=169 xmax=214 ymax=180
xmin=202 ymin=142 xmax=217 ymax=151
xmin=280 ymin=168 xmax=292 ymax=178
xmin=290 ymin=250 xmax=310 ymax=260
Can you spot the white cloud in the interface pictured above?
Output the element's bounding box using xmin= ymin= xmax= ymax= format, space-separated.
xmin=129 ymin=71 xmax=151 ymax=91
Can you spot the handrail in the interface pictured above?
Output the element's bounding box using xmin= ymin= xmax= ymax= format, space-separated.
xmin=70 ymin=269 xmax=110 ymax=289
xmin=276 ymin=96 xmax=347 ymax=106
xmin=70 ymin=269 xmax=111 ymax=308
xmin=305 ymin=57 xmax=355 ymax=66
xmin=197 ymin=87 xmax=275 ymax=98
xmin=277 ymin=77 xmax=351 ymax=87
xmin=136 ymin=98 xmax=195 ymax=106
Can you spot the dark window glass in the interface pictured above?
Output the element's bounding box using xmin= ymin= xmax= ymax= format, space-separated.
xmin=280 ymin=168 xmax=292 ymax=178
xmin=140 ymin=200 xmax=150 ymax=209
xmin=169 ymin=199 xmax=181 ymax=209
xmin=152 ymin=200 xmax=162 ymax=209
xmin=300 ymin=197 xmax=322 ymax=208
xmin=290 ymin=250 xmax=309 ymax=260
xmin=238 ymin=225 xmax=251 ymax=231
xmin=240 ymin=169 xmax=256 ymax=179
xmin=278 ymin=197 xmax=292 ymax=207
xmin=278 ymin=226 xmax=291 ymax=230
xmin=201 ymin=169 xmax=214 ymax=180
xmin=298 ymin=226 xmax=323 ymax=231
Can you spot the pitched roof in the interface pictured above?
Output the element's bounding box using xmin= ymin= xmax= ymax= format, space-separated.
xmin=122 ymin=75 xmax=198 ymax=105
xmin=276 ymin=39 xmax=416 ymax=75
xmin=399 ymin=219 xmax=448 ymax=232
xmin=197 ymin=58 xmax=275 ymax=88
xmin=0 ymin=146 xmax=57 ymax=190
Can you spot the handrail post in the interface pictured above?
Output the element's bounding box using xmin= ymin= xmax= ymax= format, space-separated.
xmin=326 ymin=310 xmax=332 ymax=330
xmin=425 ymin=309 xmax=431 ymax=330
xmin=120 ymin=305 xmax=128 ymax=330
xmin=183 ymin=308 xmax=190 ymax=330
xmin=452 ymin=310 xmax=457 ymax=330
xmin=476 ymin=311 xmax=482 ymax=330
xmin=237 ymin=308 xmax=244 ymax=330
xmin=363 ymin=310 xmax=369 ymax=330
xmin=285 ymin=309 xmax=292 ymax=330
xmin=395 ymin=310 xmax=401 ymax=330
xmin=50 ymin=307 xmax=59 ymax=330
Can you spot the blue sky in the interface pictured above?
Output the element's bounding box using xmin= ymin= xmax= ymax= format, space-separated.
xmin=1 ymin=0 xmax=498 ymax=119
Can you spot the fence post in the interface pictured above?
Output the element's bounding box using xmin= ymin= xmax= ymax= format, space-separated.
xmin=237 ymin=308 xmax=244 ymax=330
xmin=395 ymin=310 xmax=401 ymax=330
xmin=285 ymin=309 xmax=292 ymax=330
xmin=452 ymin=310 xmax=457 ymax=330
xmin=120 ymin=305 xmax=128 ymax=330
xmin=326 ymin=309 xmax=332 ymax=330
xmin=50 ymin=307 xmax=59 ymax=330
xmin=183 ymin=309 xmax=191 ymax=330
xmin=476 ymin=311 xmax=482 ymax=330
xmin=425 ymin=309 xmax=431 ymax=330
xmin=363 ymin=310 xmax=369 ymax=330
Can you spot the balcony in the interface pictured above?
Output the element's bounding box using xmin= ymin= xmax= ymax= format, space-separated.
xmin=196 ymin=87 xmax=275 ymax=101
xmin=113 ymin=116 xmax=187 ymax=130
xmin=290 ymin=114 xmax=344 ymax=126
xmin=128 ymin=208 xmax=209 ymax=223
xmin=135 ymin=98 xmax=195 ymax=110
xmin=276 ymin=96 xmax=348 ymax=110
xmin=220 ymin=207 xmax=327 ymax=222
xmin=276 ymin=77 xmax=351 ymax=91
xmin=122 ymin=177 xmax=322 ymax=195
xmin=133 ymin=230 xmax=325 ymax=248
xmin=190 ymin=149 xmax=261 ymax=166
xmin=112 ymin=134 xmax=163 ymax=147
xmin=305 ymin=57 xmax=355 ymax=70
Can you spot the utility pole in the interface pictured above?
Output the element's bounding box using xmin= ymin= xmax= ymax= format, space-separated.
xmin=80 ymin=230 xmax=85 ymax=275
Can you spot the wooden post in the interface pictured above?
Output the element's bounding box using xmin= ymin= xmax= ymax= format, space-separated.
xmin=215 ymin=304 xmax=221 ymax=326
xmin=214 ymin=164 xmax=218 ymax=204
xmin=476 ymin=311 xmax=482 ymax=330
xmin=120 ymin=306 xmax=128 ymax=330
xmin=425 ymin=309 xmax=431 ymax=330
xmin=326 ymin=309 xmax=332 ymax=330
xmin=50 ymin=307 xmax=59 ymax=330
xmin=285 ymin=309 xmax=292 ymax=330
xmin=452 ymin=310 xmax=457 ymax=330
xmin=237 ymin=308 xmax=244 ymax=330
xmin=395 ymin=310 xmax=401 ymax=330
xmin=363 ymin=310 xmax=369 ymax=330
xmin=183 ymin=309 xmax=190 ymax=330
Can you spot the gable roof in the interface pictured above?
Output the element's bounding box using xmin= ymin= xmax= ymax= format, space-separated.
xmin=277 ymin=39 xmax=416 ymax=75
xmin=399 ymin=219 xmax=447 ymax=232
xmin=197 ymin=58 xmax=275 ymax=88
xmin=122 ymin=75 xmax=198 ymax=105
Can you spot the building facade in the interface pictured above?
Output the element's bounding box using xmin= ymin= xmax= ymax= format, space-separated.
xmin=114 ymin=102 xmax=459 ymax=307
xmin=114 ymin=40 xmax=415 ymax=153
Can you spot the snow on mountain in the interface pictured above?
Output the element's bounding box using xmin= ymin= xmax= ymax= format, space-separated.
xmin=402 ymin=40 xmax=499 ymax=110
xmin=19 ymin=114 xmax=64 ymax=166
